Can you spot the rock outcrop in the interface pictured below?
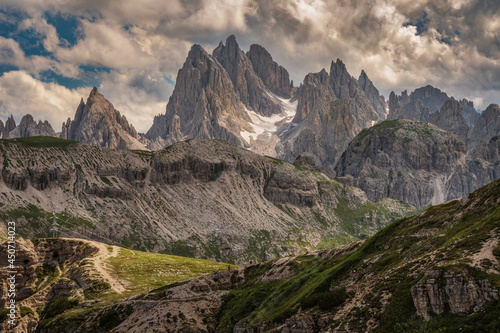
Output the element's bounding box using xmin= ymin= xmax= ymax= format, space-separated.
xmin=358 ymin=70 xmax=386 ymax=119
xmin=247 ymin=44 xmax=293 ymax=99
xmin=388 ymin=91 xmax=430 ymax=122
xmin=2 ymin=115 xmax=16 ymax=138
xmin=335 ymin=119 xmax=500 ymax=208
xmin=411 ymin=270 xmax=499 ymax=321
xmin=388 ymin=85 xmax=480 ymax=132
xmin=469 ymin=104 xmax=500 ymax=147
xmin=293 ymin=153 xmax=322 ymax=172
xmin=146 ymin=43 xmax=252 ymax=147
xmin=213 ymin=35 xmax=282 ymax=117
xmin=4 ymin=114 xmax=56 ymax=138
xmin=429 ymin=100 xmax=469 ymax=140
xmin=61 ymin=88 xmax=144 ymax=149
xmin=279 ymin=60 xmax=380 ymax=168
xmin=409 ymin=85 xmax=451 ymax=112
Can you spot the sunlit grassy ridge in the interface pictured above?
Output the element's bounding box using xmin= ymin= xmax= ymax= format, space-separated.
xmin=106 ymin=247 xmax=240 ymax=294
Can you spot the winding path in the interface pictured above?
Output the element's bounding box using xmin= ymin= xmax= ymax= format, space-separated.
xmin=88 ymin=241 xmax=127 ymax=294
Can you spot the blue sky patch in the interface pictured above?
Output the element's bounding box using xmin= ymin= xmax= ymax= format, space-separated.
xmin=43 ymin=11 xmax=82 ymax=47
xmin=163 ymin=74 xmax=175 ymax=86
xmin=403 ymin=11 xmax=429 ymax=36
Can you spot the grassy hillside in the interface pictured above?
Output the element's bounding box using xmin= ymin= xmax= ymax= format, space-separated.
xmin=212 ymin=178 xmax=500 ymax=331
xmin=0 ymin=238 xmax=239 ymax=332
xmin=9 ymin=178 xmax=499 ymax=332
xmin=106 ymin=247 xmax=239 ymax=295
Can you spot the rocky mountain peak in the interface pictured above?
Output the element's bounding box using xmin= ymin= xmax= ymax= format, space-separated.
xmin=358 ymin=70 xmax=386 ymax=118
xmin=429 ymin=100 xmax=469 ymax=140
xmin=470 ymin=103 xmax=500 ymax=147
xmin=409 ymin=85 xmax=451 ymax=112
xmin=1 ymin=114 xmax=56 ymax=139
xmin=335 ymin=119 xmax=470 ymax=208
xmin=3 ymin=115 xmax=16 ymax=138
xmin=146 ymin=41 xmax=251 ymax=148
xmin=61 ymin=88 xmax=143 ymax=149
xmin=247 ymin=43 xmax=292 ymax=98
xmin=213 ymin=35 xmax=282 ymax=117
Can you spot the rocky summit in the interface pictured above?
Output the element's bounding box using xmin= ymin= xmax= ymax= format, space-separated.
xmin=145 ymin=35 xmax=384 ymax=170
xmin=335 ymin=119 xmax=500 ymax=208
xmin=60 ymin=87 xmax=144 ymax=150
xmin=0 ymin=114 xmax=56 ymax=139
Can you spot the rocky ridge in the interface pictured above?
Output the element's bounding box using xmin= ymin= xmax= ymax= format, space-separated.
xmin=335 ymin=119 xmax=500 ymax=208
xmin=0 ymin=137 xmax=413 ymax=264
xmin=0 ymin=115 xmax=57 ymax=139
xmin=279 ymin=59 xmax=381 ymax=168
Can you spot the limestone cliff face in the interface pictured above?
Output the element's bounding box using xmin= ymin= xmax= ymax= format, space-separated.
xmin=411 ymin=270 xmax=499 ymax=321
xmin=0 ymin=138 xmax=412 ymax=264
xmin=388 ymin=91 xmax=430 ymax=122
xmin=146 ymin=44 xmax=252 ymax=148
xmin=389 ymin=85 xmax=479 ymax=131
xmin=358 ymin=70 xmax=387 ymax=119
xmin=334 ymin=119 xmax=497 ymax=208
xmin=409 ymin=85 xmax=450 ymax=112
xmin=280 ymin=60 xmax=380 ymax=168
xmin=2 ymin=115 xmax=16 ymax=138
xmin=61 ymin=88 xmax=143 ymax=150
xmin=429 ymin=100 xmax=469 ymax=140
xmin=3 ymin=114 xmax=56 ymax=139
xmin=247 ymin=44 xmax=292 ymax=99
xmin=213 ymin=35 xmax=282 ymax=117
xmin=469 ymin=104 xmax=500 ymax=147
xmin=0 ymin=239 xmax=99 ymax=333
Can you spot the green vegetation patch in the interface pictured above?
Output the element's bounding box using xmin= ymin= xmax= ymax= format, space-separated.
xmin=0 ymin=136 xmax=80 ymax=148
xmin=107 ymin=248 xmax=240 ymax=294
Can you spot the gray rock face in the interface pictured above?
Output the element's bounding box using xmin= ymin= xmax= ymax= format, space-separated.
xmin=61 ymin=87 xmax=144 ymax=149
xmin=146 ymin=44 xmax=252 ymax=147
xmin=280 ymin=61 xmax=380 ymax=168
xmin=4 ymin=114 xmax=56 ymax=138
xmin=460 ymin=99 xmax=480 ymax=127
xmin=293 ymin=153 xmax=322 ymax=172
xmin=335 ymin=119 xmax=500 ymax=208
xmin=3 ymin=115 xmax=16 ymax=138
xmin=429 ymin=100 xmax=469 ymax=140
xmin=469 ymin=104 xmax=500 ymax=147
xmin=335 ymin=120 xmax=466 ymax=208
xmin=247 ymin=44 xmax=292 ymax=99
xmin=447 ymin=136 xmax=500 ymax=199
xmin=409 ymin=85 xmax=451 ymax=112
xmin=388 ymin=91 xmax=430 ymax=122
xmin=329 ymin=59 xmax=379 ymax=124
xmin=213 ymin=35 xmax=282 ymax=117
xmin=358 ymin=70 xmax=386 ymax=118
xmin=411 ymin=270 xmax=499 ymax=321
xmin=390 ymin=86 xmax=479 ymax=130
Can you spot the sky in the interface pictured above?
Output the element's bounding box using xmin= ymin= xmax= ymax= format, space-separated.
xmin=0 ymin=0 xmax=499 ymax=133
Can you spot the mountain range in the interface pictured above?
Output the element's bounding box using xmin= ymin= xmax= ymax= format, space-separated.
xmin=0 ymin=34 xmax=499 ymax=332
xmin=1 ymin=35 xmax=499 ymax=211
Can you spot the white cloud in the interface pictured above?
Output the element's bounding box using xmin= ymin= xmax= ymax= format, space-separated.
xmin=1 ymin=0 xmax=500 ymax=134
xmin=0 ymin=71 xmax=90 ymax=129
